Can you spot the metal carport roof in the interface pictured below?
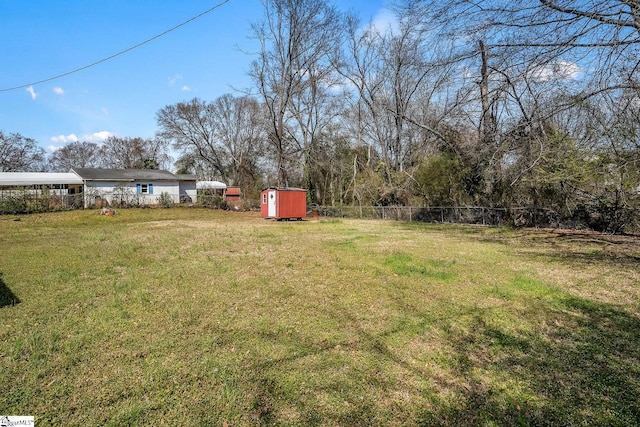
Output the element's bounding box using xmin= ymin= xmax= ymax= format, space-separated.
xmin=196 ymin=181 xmax=227 ymax=190
xmin=0 ymin=172 xmax=84 ymax=187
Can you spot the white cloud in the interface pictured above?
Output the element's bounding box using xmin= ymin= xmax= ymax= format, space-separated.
xmin=86 ymin=131 xmax=114 ymax=143
xmin=48 ymin=145 xmax=62 ymax=153
xmin=49 ymin=131 xmax=114 ymax=145
xmin=50 ymin=134 xmax=79 ymax=144
xmin=325 ymin=76 xmax=357 ymax=94
xmin=368 ymin=9 xmax=399 ymax=37
xmin=168 ymin=74 xmax=183 ymax=86
xmin=530 ymin=60 xmax=583 ymax=82
xmin=26 ymin=85 xmax=38 ymax=100
xmin=182 ymin=85 xmax=191 ymax=92
xmin=53 ymin=87 xmax=64 ymax=95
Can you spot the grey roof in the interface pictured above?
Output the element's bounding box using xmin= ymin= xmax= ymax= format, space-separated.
xmin=71 ymin=168 xmax=179 ymax=181
xmin=0 ymin=172 xmax=84 ymax=186
xmin=175 ymin=174 xmax=198 ymax=182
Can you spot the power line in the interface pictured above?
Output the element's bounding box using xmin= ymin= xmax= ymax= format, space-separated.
xmin=0 ymin=0 xmax=231 ymax=93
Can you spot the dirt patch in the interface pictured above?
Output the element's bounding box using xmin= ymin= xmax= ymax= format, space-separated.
xmin=530 ymin=228 xmax=640 ymax=245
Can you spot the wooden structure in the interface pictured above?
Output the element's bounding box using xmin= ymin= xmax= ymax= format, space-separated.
xmin=260 ymin=187 xmax=307 ymax=220
xmin=225 ymin=186 xmax=241 ymax=205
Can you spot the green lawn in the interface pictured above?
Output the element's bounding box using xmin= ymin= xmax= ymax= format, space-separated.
xmin=1 ymin=208 xmax=639 ymax=426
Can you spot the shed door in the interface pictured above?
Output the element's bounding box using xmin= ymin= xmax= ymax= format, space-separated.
xmin=268 ymin=190 xmax=277 ymax=217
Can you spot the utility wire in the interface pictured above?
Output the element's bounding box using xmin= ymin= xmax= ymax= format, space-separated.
xmin=0 ymin=0 xmax=231 ymax=93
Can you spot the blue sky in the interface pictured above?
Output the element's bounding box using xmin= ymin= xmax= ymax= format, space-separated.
xmin=0 ymin=0 xmax=388 ymax=153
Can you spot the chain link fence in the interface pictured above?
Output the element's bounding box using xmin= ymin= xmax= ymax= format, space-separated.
xmin=311 ymin=205 xmax=640 ymax=232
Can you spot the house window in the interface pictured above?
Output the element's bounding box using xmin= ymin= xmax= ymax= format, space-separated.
xmin=262 ymin=193 xmax=267 ymax=204
xmin=136 ymin=183 xmax=154 ymax=195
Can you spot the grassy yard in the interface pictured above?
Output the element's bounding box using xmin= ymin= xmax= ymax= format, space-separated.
xmin=1 ymin=208 xmax=639 ymax=426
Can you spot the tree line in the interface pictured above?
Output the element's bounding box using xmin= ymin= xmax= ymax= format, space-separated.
xmin=0 ymin=132 xmax=171 ymax=173
xmin=2 ymin=0 xmax=639 ymax=232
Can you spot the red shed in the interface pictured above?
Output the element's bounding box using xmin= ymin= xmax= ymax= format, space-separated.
xmin=225 ymin=186 xmax=241 ymax=205
xmin=260 ymin=187 xmax=307 ymax=220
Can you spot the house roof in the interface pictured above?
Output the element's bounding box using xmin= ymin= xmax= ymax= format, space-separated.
xmin=71 ymin=168 xmax=179 ymax=181
xmin=0 ymin=172 xmax=84 ymax=187
xmin=175 ymin=174 xmax=198 ymax=182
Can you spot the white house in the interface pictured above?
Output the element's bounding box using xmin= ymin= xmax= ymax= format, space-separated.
xmin=70 ymin=168 xmax=197 ymax=208
xmin=0 ymin=168 xmax=203 ymax=210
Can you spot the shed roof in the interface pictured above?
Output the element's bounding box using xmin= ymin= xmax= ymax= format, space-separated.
xmin=0 ymin=172 xmax=84 ymax=187
xmin=225 ymin=186 xmax=241 ymax=196
xmin=262 ymin=187 xmax=307 ymax=192
xmin=71 ymin=168 xmax=179 ymax=181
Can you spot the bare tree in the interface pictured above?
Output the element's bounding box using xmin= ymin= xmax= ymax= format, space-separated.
xmin=99 ymin=136 xmax=171 ymax=170
xmin=337 ymin=5 xmax=469 ymax=206
xmin=249 ymin=0 xmax=342 ymax=187
xmin=0 ymin=131 xmax=46 ymax=172
xmin=156 ymin=98 xmax=228 ymax=179
xmin=48 ymin=141 xmax=102 ymax=172
xmin=209 ymin=94 xmax=266 ymax=191
xmin=173 ymin=152 xmax=220 ymax=180
xmin=157 ymin=95 xmax=266 ymax=189
xmin=289 ymin=36 xmax=345 ymax=201
xmin=441 ymin=0 xmax=640 ymax=100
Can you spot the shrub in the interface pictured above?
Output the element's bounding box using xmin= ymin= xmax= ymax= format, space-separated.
xmin=200 ymin=193 xmax=228 ymax=210
xmin=159 ymin=192 xmax=174 ymax=208
xmin=0 ymin=194 xmax=29 ymax=215
xmin=414 ymin=153 xmax=471 ymax=206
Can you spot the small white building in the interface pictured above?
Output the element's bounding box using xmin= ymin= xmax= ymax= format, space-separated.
xmin=71 ymin=168 xmax=197 ymax=208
